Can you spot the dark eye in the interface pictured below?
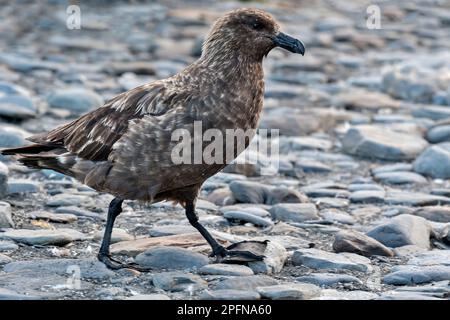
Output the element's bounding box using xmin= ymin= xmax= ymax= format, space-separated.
xmin=251 ymin=20 xmax=264 ymax=31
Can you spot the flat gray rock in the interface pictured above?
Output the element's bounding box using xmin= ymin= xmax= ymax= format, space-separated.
xmin=0 ymin=240 xmax=18 ymax=252
xmin=383 ymin=265 xmax=450 ymax=285
xmin=315 ymin=289 xmax=378 ymax=300
xmin=200 ymin=289 xmax=260 ymax=300
xmin=214 ymin=275 xmax=278 ymax=290
xmin=7 ymin=179 xmax=41 ymax=194
xmin=257 ymin=283 xmax=321 ymax=300
xmin=412 ymin=206 xmax=450 ymax=223
xmin=333 ymin=229 xmax=394 ymax=257
xmin=269 ymin=203 xmax=319 ymax=223
xmin=54 ymin=206 xmax=105 ymax=220
xmin=350 ymin=190 xmax=385 ymax=204
xmin=27 ymin=211 xmax=78 ymax=223
xmin=135 ymin=246 xmax=209 ymax=270
xmin=0 ymin=288 xmax=41 ymax=300
xmin=385 ymin=190 xmax=450 ymax=206
xmin=342 ymin=125 xmax=428 ymax=161
xmin=320 ymin=209 xmax=355 ymax=225
xmin=199 ymin=263 xmax=254 ymax=276
xmin=292 ymin=248 xmax=372 ymax=273
xmin=407 ymin=250 xmax=450 ymax=267
xmin=152 ymin=271 xmax=207 ymax=292
xmin=366 ymin=214 xmax=432 ymax=249
xmin=229 ymin=180 xmax=307 ymax=204
xmin=374 ymin=171 xmax=427 ymax=185
xmin=148 ymin=225 xmax=196 ymax=237
xmin=348 ymin=183 xmax=384 ymax=192
xmin=219 ymin=205 xmax=271 ymax=218
xmin=296 ymin=273 xmax=362 ymax=286
xmin=371 ymin=163 xmax=413 ymax=174
xmin=0 ymin=228 xmax=87 ymax=246
xmin=223 ymin=211 xmax=274 ymax=228
xmin=294 ymin=159 xmax=332 ymax=173
xmin=314 ymin=197 xmax=350 ymax=209
xmin=378 ymin=291 xmax=444 ymax=300
xmin=3 ymin=258 xmax=115 ymax=280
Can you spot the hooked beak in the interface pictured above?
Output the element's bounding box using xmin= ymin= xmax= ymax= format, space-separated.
xmin=273 ymin=32 xmax=305 ymax=55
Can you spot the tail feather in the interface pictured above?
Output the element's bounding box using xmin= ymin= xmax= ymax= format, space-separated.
xmin=1 ymin=144 xmax=56 ymax=156
xmin=1 ymin=144 xmax=73 ymax=177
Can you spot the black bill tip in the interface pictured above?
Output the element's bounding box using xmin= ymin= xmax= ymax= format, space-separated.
xmin=274 ymin=32 xmax=305 ymax=55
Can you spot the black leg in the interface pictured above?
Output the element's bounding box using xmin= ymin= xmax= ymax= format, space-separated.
xmin=99 ymin=198 xmax=123 ymax=257
xmin=97 ymin=198 xmax=149 ymax=271
xmin=185 ymin=200 xmax=224 ymax=256
xmin=185 ymin=200 xmax=265 ymax=262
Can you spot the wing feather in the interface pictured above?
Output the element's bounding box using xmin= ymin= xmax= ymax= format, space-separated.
xmin=27 ymin=82 xmax=173 ymax=161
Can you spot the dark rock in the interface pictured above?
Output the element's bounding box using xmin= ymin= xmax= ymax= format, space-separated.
xmin=333 ymin=230 xmax=394 ymax=257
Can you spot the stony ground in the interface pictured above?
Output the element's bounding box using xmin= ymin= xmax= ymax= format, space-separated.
xmin=0 ymin=0 xmax=450 ymax=300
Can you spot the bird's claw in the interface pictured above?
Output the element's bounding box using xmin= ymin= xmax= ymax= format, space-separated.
xmin=97 ymin=253 xmax=151 ymax=272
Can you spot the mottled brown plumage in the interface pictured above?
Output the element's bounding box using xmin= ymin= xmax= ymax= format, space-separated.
xmin=2 ymin=8 xmax=304 ymax=269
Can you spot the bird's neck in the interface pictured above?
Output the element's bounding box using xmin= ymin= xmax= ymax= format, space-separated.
xmin=194 ymin=51 xmax=264 ymax=91
xmin=189 ymin=51 xmax=265 ymax=129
